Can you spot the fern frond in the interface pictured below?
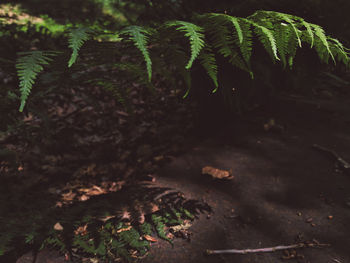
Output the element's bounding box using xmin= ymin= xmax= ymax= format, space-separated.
xmin=198 ymin=46 xmax=218 ymax=92
xmin=205 ymin=18 xmax=252 ymax=76
xmin=273 ymin=23 xmax=293 ymax=68
xmin=311 ymin=23 xmax=335 ymax=63
xmin=300 ymin=20 xmax=314 ymax=48
xmin=166 ymin=21 xmax=205 ymax=70
xmin=206 ymin=13 xmax=253 ymax=69
xmin=249 ymin=20 xmax=279 ymax=61
xmin=207 ymin=13 xmax=243 ymax=44
xmin=269 ymin=12 xmax=302 ymax=48
xmin=151 ymin=214 xmax=172 ymax=243
xmin=16 ymin=51 xmax=57 ymax=112
xmin=328 ymin=38 xmax=350 ymax=65
xmin=287 ymin=33 xmax=299 ymax=69
xmin=122 ymin=25 xmax=153 ymax=81
xmin=68 ymin=27 xmax=92 ymax=67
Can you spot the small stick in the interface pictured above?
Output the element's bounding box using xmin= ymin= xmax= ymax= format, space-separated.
xmin=313 ymin=144 xmax=350 ymax=170
xmin=206 ymin=241 xmax=330 ymax=255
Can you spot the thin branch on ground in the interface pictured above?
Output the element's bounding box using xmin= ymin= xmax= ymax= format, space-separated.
xmin=313 ymin=144 xmax=350 ymax=171
xmin=206 ymin=241 xmax=330 ymax=255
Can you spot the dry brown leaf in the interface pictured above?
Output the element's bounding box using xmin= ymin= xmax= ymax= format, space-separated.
xmin=54 ymin=222 xmax=64 ymax=231
xmin=74 ymin=224 xmax=88 ymax=236
xmin=201 ymin=166 xmax=234 ymax=180
xmin=169 ymin=221 xmax=192 ymax=232
xmin=117 ymin=226 xmax=132 ymax=233
xmin=62 ymin=190 xmax=76 ymax=201
xmin=79 ymin=194 xmax=89 ymax=201
xmin=143 ymin=235 xmax=157 ymax=242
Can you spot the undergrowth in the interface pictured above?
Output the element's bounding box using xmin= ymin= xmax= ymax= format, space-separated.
xmin=41 ymin=207 xmax=196 ymax=262
xmin=12 ymin=10 xmax=349 ymax=112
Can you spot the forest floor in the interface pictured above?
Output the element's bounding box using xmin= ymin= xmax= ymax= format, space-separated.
xmin=2 ymin=76 xmax=350 ymax=263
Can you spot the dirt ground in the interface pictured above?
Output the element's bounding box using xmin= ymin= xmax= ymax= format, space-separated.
xmin=141 ymin=96 xmax=350 ymax=263
xmin=13 ymin=92 xmax=350 ymax=263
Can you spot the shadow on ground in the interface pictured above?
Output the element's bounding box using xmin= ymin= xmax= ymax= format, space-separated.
xmin=143 ymin=96 xmax=350 ymax=263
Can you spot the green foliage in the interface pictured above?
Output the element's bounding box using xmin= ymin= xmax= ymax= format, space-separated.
xmin=122 ymin=25 xmax=153 ymax=81
xmin=166 ymin=21 xmax=205 ymax=70
xmin=37 ymin=206 xmax=196 ymax=262
xmin=13 ymin=10 xmax=350 ymax=111
xmin=68 ymin=27 xmax=92 ymax=67
xmin=198 ymin=46 xmax=218 ymax=92
xmin=16 ymin=51 xmax=58 ymax=112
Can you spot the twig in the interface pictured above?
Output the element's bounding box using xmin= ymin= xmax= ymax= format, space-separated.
xmin=313 ymin=144 xmax=350 ymax=171
xmin=206 ymin=241 xmax=330 ymax=255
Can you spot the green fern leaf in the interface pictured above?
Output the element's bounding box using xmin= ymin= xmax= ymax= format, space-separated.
xmin=167 ymin=21 xmax=205 ymax=70
xmin=249 ymin=20 xmax=279 ymax=61
xmin=311 ymin=23 xmax=335 ymax=63
xmin=16 ymin=51 xmax=57 ymax=112
xmin=68 ymin=27 xmax=91 ymax=67
xmin=122 ymin=25 xmax=153 ymax=81
xmin=271 ymin=12 xmax=302 ymax=48
xmin=208 ymin=13 xmax=243 ymax=44
xmin=206 ymin=19 xmax=252 ymax=76
xmin=300 ymin=20 xmax=314 ymax=48
xmin=273 ymin=23 xmax=293 ymax=68
xmin=328 ymin=37 xmax=349 ymax=63
xmin=287 ymin=33 xmax=299 ymax=69
xmin=198 ymin=46 xmax=218 ymax=92
xmin=151 ymin=214 xmax=172 ymax=243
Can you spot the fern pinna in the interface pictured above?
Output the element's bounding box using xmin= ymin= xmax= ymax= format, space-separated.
xmin=15 ymin=10 xmax=349 ymax=111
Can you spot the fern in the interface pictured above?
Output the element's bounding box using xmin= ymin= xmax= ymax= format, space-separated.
xmin=166 ymin=21 xmax=205 ymax=70
xmin=122 ymin=25 xmax=153 ymax=81
xmin=16 ymin=51 xmax=57 ymax=112
xmin=311 ymin=23 xmax=335 ymax=63
xmin=151 ymin=214 xmax=172 ymax=243
xmin=68 ymin=27 xmax=92 ymax=67
xmin=14 ymin=11 xmax=350 ymax=108
xmin=198 ymin=46 xmax=219 ymax=92
xmin=249 ymin=20 xmax=279 ymax=61
xmin=273 ymin=23 xmax=293 ymax=68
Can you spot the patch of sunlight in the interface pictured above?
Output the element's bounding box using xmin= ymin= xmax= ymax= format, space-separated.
xmin=0 ymin=4 xmax=66 ymax=35
xmin=93 ymin=0 xmax=128 ymax=23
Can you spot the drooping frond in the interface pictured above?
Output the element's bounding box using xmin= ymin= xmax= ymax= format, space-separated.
xmin=166 ymin=21 xmax=205 ymax=70
xmin=205 ymin=13 xmax=253 ymax=69
xmin=122 ymin=25 xmax=153 ymax=81
xmin=273 ymin=23 xmax=293 ymax=68
xmin=198 ymin=46 xmax=218 ymax=92
xmin=327 ymin=37 xmax=350 ymax=65
xmin=310 ymin=23 xmax=335 ymax=63
xmin=16 ymin=51 xmax=58 ymax=112
xmin=203 ymin=16 xmax=252 ymax=76
xmin=300 ymin=20 xmax=314 ymax=48
xmin=267 ymin=11 xmax=302 ymax=48
xmin=68 ymin=27 xmax=92 ymax=67
xmin=207 ymin=13 xmax=243 ymax=44
xmin=249 ymin=20 xmax=279 ymax=61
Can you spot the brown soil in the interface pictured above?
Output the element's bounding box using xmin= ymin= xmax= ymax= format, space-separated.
xmin=13 ymin=93 xmax=350 ymax=263
xmin=142 ymin=96 xmax=350 ymax=263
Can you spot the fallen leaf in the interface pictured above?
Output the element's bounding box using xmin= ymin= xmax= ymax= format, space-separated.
xmin=201 ymin=166 xmax=234 ymax=180
xmin=117 ymin=226 xmax=132 ymax=233
xmin=169 ymin=221 xmax=192 ymax=232
xmin=79 ymin=194 xmax=89 ymax=201
xmin=54 ymin=222 xmax=64 ymax=231
xmin=143 ymin=235 xmax=157 ymax=242
xmin=74 ymin=224 xmax=88 ymax=236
